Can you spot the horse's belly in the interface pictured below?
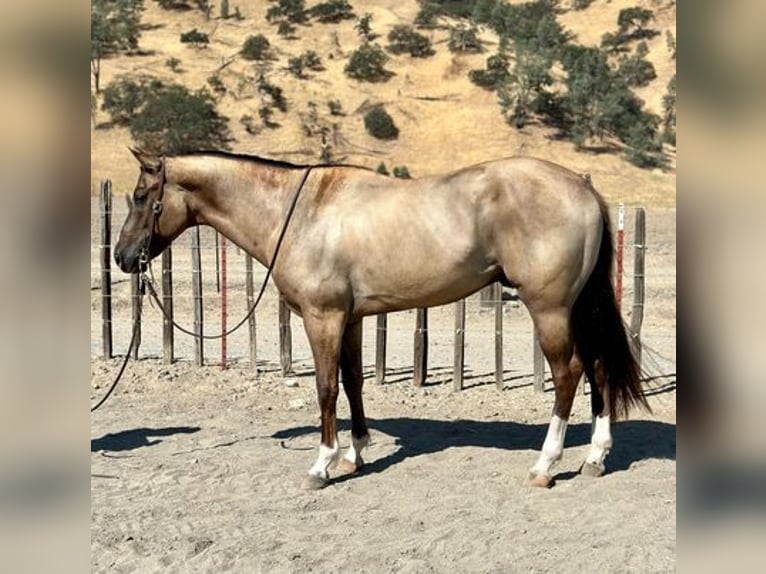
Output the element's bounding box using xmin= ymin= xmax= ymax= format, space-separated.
xmin=350 ymin=256 xmax=498 ymax=316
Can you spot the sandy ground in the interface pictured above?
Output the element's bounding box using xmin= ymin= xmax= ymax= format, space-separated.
xmin=91 ymin=201 xmax=675 ymax=572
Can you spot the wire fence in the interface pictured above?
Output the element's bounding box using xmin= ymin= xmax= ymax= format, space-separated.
xmin=91 ymin=182 xmax=676 ymax=389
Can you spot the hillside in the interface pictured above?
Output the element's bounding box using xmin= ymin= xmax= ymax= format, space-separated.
xmin=90 ymin=0 xmax=676 ymax=207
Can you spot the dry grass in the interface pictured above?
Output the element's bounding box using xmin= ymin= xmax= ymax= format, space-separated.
xmin=91 ymin=0 xmax=676 ymax=207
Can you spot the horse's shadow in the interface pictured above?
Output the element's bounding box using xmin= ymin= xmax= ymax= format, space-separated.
xmin=91 ymin=426 xmax=201 ymax=452
xmin=273 ymin=418 xmax=675 ymax=482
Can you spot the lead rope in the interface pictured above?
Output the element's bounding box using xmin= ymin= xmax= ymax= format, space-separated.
xmin=91 ymin=166 xmax=312 ymax=412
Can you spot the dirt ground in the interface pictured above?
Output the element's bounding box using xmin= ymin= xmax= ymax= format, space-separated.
xmin=91 ymin=207 xmax=676 ymax=573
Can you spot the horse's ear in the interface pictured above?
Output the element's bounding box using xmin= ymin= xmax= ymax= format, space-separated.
xmin=129 ymin=147 xmax=161 ymax=172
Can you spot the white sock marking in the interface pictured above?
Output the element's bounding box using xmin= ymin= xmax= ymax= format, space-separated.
xmin=308 ymin=438 xmax=340 ymax=478
xmin=531 ymin=415 xmax=568 ymax=475
xmin=343 ymin=434 xmax=370 ymax=467
xmin=585 ymin=415 xmax=612 ymax=467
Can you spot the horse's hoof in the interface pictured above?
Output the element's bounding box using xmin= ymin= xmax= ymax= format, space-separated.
xmin=579 ymin=461 xmax=605 ymax=478
xmin=336 ymin=458 xmax=362 ymax=475
xmin=526 ymin=471 xmax=553 ymax=488
xmin=301 ymin=474 xmax=329 ymax=490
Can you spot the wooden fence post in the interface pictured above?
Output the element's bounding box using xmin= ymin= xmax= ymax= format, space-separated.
xmin=375 ymin=314 xmax=387 ymax=384
xmin=99 ymin=180 xmax=113 ymax=359
xmin=162 ymin=248 xmax=174 ymax=364
xmin=220 ymin=235 xmax=227 ymax=370
xmin=131 ymin=273 xmax=141 ymax=360
xmin=279 ymin=295 xmax=292 ymax=376
xmin=494 ymin=282 xmax=504 ymax=390
xmin=245 ymin=255 xmax=257 ymax=371
xmin=616 ymin=203 xmax=625 ymax=311
xmin=214 ymin=231 xmax=221 ymax=293
xmin=191 ymin=227 xmax=204 ymax=367
xmin=413 ymin=308 xmax=428 ymax=387
xmin=631 ymin=208 xmax=646 ymax=367
xmin=533 ymin=329 xmax=544 ymax=392
xmin=453 ymin=299 xmax=466 ymax=391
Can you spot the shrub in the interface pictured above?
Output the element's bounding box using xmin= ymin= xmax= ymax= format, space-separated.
xmin=393 ymin=166 xmax=411 ymax=179
xmin=288 ymin=56 xmax=306 ymax=78
xmin=241 ymin=34 xmax=271 ymax=61
xmin=376 ymin=162 xmax=389 ymax=175
xmin=207 ymin=74 xmax=226 ymax=96
xmin=344 ymin=44 xmax=392 ymax=82
xmin=364 ymin=105 xmax=399 ymax=140
xmin=387 ymin=25 xmax=434 ymax=58
xmin=328 ymin=99 xmax=343 ymax=116
xmin=309 ymin=0 xmax=355 ymax=23
xmin=165 ymin=57 xmax=182 ymax=72
xmin=257 ymin=76 xmax=287 ymax=111
xmin=180 ymin=28 xmax=209 ymax=46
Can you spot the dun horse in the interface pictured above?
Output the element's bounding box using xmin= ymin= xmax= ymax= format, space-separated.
xmin=115 ymin=149 xmax=648 ymax=489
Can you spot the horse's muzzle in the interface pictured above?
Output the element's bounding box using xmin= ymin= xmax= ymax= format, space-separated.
xmin=114 ymin=245 xmax=142 ymax=274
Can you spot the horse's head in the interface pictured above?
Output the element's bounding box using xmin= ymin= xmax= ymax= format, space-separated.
xmin=114 ymin=148 xmax=189 ymax=273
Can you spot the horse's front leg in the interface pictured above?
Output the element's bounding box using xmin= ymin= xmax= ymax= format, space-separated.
xmin=301 ymin=310 xmax=346 ymax=490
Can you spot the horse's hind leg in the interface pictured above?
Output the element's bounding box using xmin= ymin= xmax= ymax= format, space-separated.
xmin=337 ymin=319 xmax=370 ymax=474
xmin=527 ymin=307 xmax=584 ymax=488
xmin=581 ymin=361 xmax=612 ymax=477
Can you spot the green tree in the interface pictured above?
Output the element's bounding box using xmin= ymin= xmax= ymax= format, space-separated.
xmin=662 ymin=74 xmax=676 ymax=145
xmin=91 ymin=0 xmax=143 ymax=93
xmin=266 ymin=0 xmax=307 ymax=24
xmin=561 ymin=45 xmax=664 ymax=167
xmin=376 ymin=161 xmax=389 ymax=175
xmin=355 ymin=13 xmax=375 ymax=42
xmin=129 ymin=85 xmax=232 ymax=153
xmin=101 ymin=75 xmax=162 ymax=125
xmin=448 ymin=24 xmax=482 ymax=53
xmin=242 ymin=34 xmax=271 ymax=60
xmin=469 ymin=52 xmax=510 ymax=90
xmin=499 ymin=45 xmax=553 ymax=128
xmin=387 ymin=25 xmax=434 ymax=58
xmin=617 ymin=7 xmax=656 ymax=40
xmin=344 ymin=44 xmax=392 ymax=82
xmin=414 ymin=3 xmax=441 ymax=29
xmin=309 ymin=0 xmax=355 ymax=23
xmin=364 ymin=105 xmax=399 ymax=140
xmin=617 ymin=41 xmax=657 ymax=87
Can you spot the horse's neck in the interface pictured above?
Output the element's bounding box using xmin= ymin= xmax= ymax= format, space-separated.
xmin=172 ymin=156 xmax=299 ymax=266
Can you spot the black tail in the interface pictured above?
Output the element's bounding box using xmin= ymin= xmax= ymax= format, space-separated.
xmin=571 ymin=195 xmax=650 ymax=420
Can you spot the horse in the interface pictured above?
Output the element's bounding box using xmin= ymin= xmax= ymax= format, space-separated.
xmin=115 ymin=148 xmax=648 ymax=490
